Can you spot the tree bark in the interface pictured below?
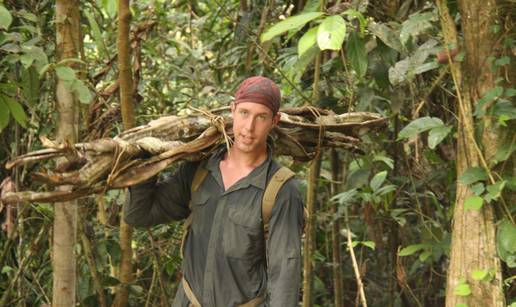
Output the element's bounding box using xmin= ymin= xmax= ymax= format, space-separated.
xmin=302 ymin=49 xmax=322 ymax=307
xmin=52 ymin=1 xmax=81 ymax=306
xmin=330 ymin=149 xmax=343 ymax=307
xmin=112 ymin=1 xmax=135 ymax=306
xmin=440 ymin=0 xmax=505 ymax=305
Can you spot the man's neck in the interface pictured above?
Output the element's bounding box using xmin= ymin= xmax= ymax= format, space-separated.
xmin=225 ymin=145 xmax=268 ymax=169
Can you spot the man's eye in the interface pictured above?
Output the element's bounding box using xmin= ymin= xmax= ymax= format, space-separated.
xmin=239 ymin=110 xmax=248 ymax=116
xmin=258 ymin=115 xmax=268 ymax=121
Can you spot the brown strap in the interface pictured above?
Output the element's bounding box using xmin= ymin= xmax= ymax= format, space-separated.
xmin=262 ymin=167 xmax=295 ymax=241
xmin=182 ymin=277 xmax=202 ymax=307
xmin=190 ymin=165 xmax=209 ymax=205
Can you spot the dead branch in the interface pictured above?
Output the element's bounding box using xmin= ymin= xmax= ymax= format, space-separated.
xmin=1 ymin=107 xmax=386 ymax=204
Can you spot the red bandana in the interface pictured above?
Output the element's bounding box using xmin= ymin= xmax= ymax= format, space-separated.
xmin=234 ymin=76 xmax=281 ymax=114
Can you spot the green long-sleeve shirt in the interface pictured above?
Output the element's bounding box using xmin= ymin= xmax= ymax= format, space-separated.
xmin=124 ymin=146 xmax=304 ymax=307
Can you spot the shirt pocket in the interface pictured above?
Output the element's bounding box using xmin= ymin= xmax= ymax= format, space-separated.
xmin=223 ymin=206 xmax=264 ymax=262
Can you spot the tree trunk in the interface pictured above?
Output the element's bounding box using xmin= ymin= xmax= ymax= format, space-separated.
xmin=443 ymin=0 xmax=505 ymax=305
xmin=302 ymin=50 xmax=322 ymax=307
xmin=330 ymin=149 xmax=343 ymax=307
xmin=112 ymin=0 xmax=135 ymax=306
xmin=52 ymin=1 xmax=81 ymax=306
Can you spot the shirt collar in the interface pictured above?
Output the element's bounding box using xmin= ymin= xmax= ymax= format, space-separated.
xmin=205 ymin=144 xmax=273 ymax=190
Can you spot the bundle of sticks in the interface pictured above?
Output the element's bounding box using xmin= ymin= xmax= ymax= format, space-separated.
xmin=1 ymin=106 xmax=386 ymax=204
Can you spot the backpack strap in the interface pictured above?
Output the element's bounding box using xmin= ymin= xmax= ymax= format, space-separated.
xmin=180 ymin=163 xmax=209 ymax=258
xmin=262 ymin=166 xmax=295 ymax=241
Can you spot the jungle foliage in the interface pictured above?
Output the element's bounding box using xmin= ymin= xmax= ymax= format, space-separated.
xmin=0 ymin=0 xmax=514 ymax=306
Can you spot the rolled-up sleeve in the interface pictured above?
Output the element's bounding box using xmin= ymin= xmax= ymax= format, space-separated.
xmin=266 ymin=179 xmax=304 ymax=307
xmin=123 ymin=161 xmax=198 ymax=228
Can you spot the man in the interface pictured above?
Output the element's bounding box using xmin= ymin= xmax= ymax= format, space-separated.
xmin=124 ymin=76 xmax=304 ymax=306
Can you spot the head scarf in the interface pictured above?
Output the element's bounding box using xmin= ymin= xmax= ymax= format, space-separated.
xmin=234 ymin=76 xmax=281 ymax=114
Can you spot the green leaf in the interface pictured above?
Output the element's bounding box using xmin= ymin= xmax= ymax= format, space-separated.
xmin=1 ymin=266 xmax=13 ymax=274
xmin=471 ymin=182 xmax=485 ymax=196
xmin=298 ymin=26 xmax=318 ymax=57
xmin=55 ymin=66 xmax=77 ymax=81
xmin=376 ymin=184 xmax=397 ymax=196
xmin=484 ymin=181 xmax=506 ymax=202
xmin=331 ymin=188 xmax=358 ymax=206
xmin=21 ymin=67 xmax=40 ymax=107
xmin=456 ymin=304 xmax=468 ymax=307
xmin=399 ymin=243 xmax=427 ymax=256
xmin=346 ymin=31 xmax=368 ymax=78
xmin=458 ymin=167 xmax=488 ymax=185
xmin=370 ymin=171 xmax=388 ymax=192
xmin=3 ymin=96 xmax=27 ymax=128
xmin=261 ymin=12 xmax=325 ymax=42
xmin=101 ymin=0 xmax=117 ymax=17
xmin=0 ymin=98 xmax=10 ymax=131
xmin=361 ymin=241 xmax=376 ymax=250
xmin=0 ymin=5 xmax=12 ymax=30
xmin=454 ymin=282 xmax=471 ymax=296
xmin=289 ymin=45 xmax=319 ymax=83
xmin=317 ymin=15 xmax=346 ymax=51
xmin=471 ymin=269 xmax=489 ymax=281
xmin=419 ymin=251 xmax=432 ymax=262
xmin=428 ymin=125 xmax=451 ymax=149
xmin=373 ymin=154 xmax=394 ymax=169
xmin=464 ymin=196 xmax=483 ymax=211
xmin=474 ymin=86 xmax=504 ymax=117
xmin=367 ymin=21 xmax=403 ymax=52
xmin=399 ymin=11 xmax=436 ymax=45
xmin=19 ymin=10 xmax=38 ymax=22
xmin=494 ymin=56 xmax=510 ymax=66
xmin=342 ymin=9 xmax=367 ymax=36
xmin=85 ymin=10 xmax=109 ymax=59
xmin=497 ymin=219 xmax=516 ymax=256
xmin=398 ymin=117 xmax=444 ymax=140
xmin=72 ymin=80 xmax=93 ymax=104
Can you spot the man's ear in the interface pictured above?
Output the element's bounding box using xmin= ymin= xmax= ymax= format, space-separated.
xmin=272 ymin=112 xmax=281 ymax=126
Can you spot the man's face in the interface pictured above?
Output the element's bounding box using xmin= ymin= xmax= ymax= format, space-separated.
xmin=231 ymin=101 xmax=280 ymax=154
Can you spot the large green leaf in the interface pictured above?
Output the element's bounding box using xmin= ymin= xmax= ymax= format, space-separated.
xmin=398 ymin=243 xmax=428 ymax=256
xmin=317 ymin=15 xmax=346 ymax=51
xmin=428 ymin=125 xmax=451 ymax=149
xmin=399 ymin=11 xmax=436 ymax=45
xmin=0 ymin=5 xmax=12 ymax=30
xmin=464 ymin=196 xmax=483 ymax=211
xmin=3 ymin=96 xmax=27 ymax=128
xmin=331 ymin=188 xmax=358 ymax=206
xmin=346 ymin=31 xmax=367 ymax=78
xmin=497 ymin=219 xmax=516 ymax=254
xmin=261 ymin=12 xmax=324 ymax=42
xmin=289 ymin=45 xmax=319 ymax=82
xmin=484 ymin=180 xmax=506 ymax=202
xmin=72 ymin=79 xmax=93 ymax=104
xmin=398 ymin=117 xmax=444 ymax=139
xmin=21 ymin=67 xmax=40 ymax=107
xmin=370 ymin=171 xmax=387 ymax=192
xmin=388 ymin=39 xmax=439 ymax=85
xmin=458 ymin=167 xmax=488 ymax=185
xmin=298 ymin=26 xmax=318 ymax=57
xmin=0 ymin=98 xmax=10 ymax=131
xmin=367 ymin=21 xmax=403 ymax=52
xmin=85 ymin=10 xmax=109 ymax=59
xmin=55 ymin=66 xmax=77 ymax=81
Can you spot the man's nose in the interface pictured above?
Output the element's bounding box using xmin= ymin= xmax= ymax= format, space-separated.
xmin=243 ymin=116 xmax=256 ymax=132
